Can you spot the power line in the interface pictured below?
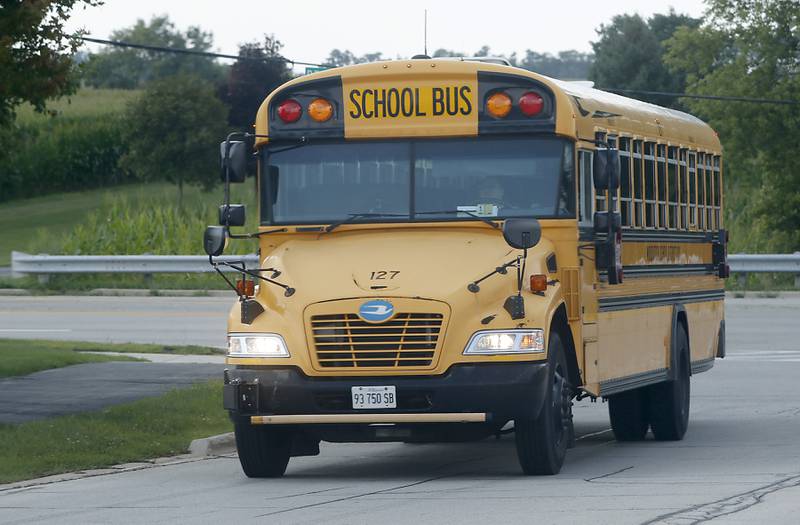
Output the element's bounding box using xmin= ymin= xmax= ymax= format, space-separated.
xmin=602 ymin=87 xmax=799 ymax=106
xmin=78 ymin=36 xmax=797 ymax=106
xmin=78 ymin=36 xmax=329 ymax=68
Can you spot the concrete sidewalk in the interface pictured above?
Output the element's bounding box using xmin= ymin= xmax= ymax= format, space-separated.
xmin=79 ymin=351 xmax=225 ymax=364
xmin=0 ymin=361 xmax=223 ymax=424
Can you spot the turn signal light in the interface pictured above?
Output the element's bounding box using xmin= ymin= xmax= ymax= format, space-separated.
xmin=236 ymin=279 xmax=255 ymax=297
xmin=486 ymin=92 xmax=512 ymax=118
xmin=519 ymin=91 xmax=544 ymax=116
xmin=277 ymin=99 xmax=302 ymax=123
xmin=308 ymin=97 xmax=333 ymax=122
xmin=530 ymin=274 xmax=548 ymax=292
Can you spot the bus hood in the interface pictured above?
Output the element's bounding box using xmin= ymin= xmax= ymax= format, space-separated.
xmin=255 ymin=227 xmax=555 ymax=311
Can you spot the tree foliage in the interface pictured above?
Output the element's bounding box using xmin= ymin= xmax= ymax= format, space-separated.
xmin=218 ymin=35 xmax=291 ymax=128
xmin=0 ymin=0 xmax=98 ymax=128
xmin=664 ymin=0 xmax=800 ymax=251
xmin=518 ymin=50 xmax=594 ymax=79
xmin=122 ymin=75 xmax=228 ymax=207
xmin=324 ymin=49 xmax=383 ymax=66
xmin=590 ymin=10 xmax=701 ymax=108
xmin=82 ymin=15 xmax=224 ymax=89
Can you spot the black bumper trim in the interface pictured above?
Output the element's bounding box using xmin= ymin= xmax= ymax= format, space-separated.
xmin=224 ymin=362 xmax=549 ymax=423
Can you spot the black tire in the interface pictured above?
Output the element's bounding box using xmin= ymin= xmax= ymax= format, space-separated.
xmin=647 ymin=325 xmax=690 ymax=441
xmin=608 ymin=388 xmax=649 ymax=441
xmin=515 ymin=332 xmax=573 ymax=475
xmin=234 ymin=420 xmax=292 ymax=478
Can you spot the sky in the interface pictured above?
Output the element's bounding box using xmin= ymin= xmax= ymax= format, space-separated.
xmin=65 ymin=0 xmax=708 ymax=72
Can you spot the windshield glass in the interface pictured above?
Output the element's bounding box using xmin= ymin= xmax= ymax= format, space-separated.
xmin=262 ymin=137 xmax=574 ymax=225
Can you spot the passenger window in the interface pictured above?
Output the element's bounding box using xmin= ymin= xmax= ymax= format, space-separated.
xmin=668 ymin=146 xmax=678 ymax=230
xmin=619 ymin=138 xmax=631 ymax=227
xmin=633 ymin=140 xmax=643 ymax=228
xmin=688 ymin=152 xmax=697 ymax=229
xmin=644 ymin=142 xmax=655 ymax=228
xmin=657 ymin=144 xmax=667 ymax=228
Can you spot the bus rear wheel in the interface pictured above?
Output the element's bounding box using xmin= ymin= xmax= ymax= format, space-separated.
xmin=647 ymin=326 xmax=690 ymax=441
xmin=608 ymin=388 xmax=649 ymax=441
xmin=234 ymin=420 xmax=292 ymax=478
xmin=515 ymin=332 xmax=573 ymax=475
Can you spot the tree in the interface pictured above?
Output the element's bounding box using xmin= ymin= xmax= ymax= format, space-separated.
xmin=664 ymin=0 xmax=800 ymax=251
xmin=518 ymin=50 xmax=594 ymax=79
xmin=122 ymin=75 xmax=229 ymax=207
xmin=219 ymin=35 xmax=291 ymax=129
xmin=590 ymin=10 xmax=701 ymax=108
xmin=0 ymin=0 xmax=99 ymax=128
xmin=324 ymin=48 xmax=383 ymax=66
xmin=82 ymin=15 xmax=224 ymax=89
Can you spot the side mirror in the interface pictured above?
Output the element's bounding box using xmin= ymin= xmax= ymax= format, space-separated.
xmin=219 ymin=204 xmax=246 ymax=227
xmin=593 ymin=211 xmax=621 ymax=234
xmin=220 ymin=141 xmax=248 ymax=183
xmin=502 ymin=218 xmax=541 ymax=249
xmin=203 ymin=226 xmax=227 ymax=257
xmin=593 ymin=148 xmax=620 ymax=191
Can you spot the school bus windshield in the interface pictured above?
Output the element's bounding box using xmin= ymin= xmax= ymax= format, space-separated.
xmin=261 ymin=136 xmax=575 ymax=225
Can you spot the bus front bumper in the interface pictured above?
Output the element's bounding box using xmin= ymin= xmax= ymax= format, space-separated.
xmin=223 ymin=362 xmax=550 ymax=426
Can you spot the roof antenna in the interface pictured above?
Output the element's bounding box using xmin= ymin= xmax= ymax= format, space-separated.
xmin=424 ymin=9 xmax=428 ymax=56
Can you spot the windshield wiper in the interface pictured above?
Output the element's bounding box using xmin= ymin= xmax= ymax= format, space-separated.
xmin=414 ymin=210 xmax=500 ymax=229
xmin=323 ymin=213 xmax=407 ymax=233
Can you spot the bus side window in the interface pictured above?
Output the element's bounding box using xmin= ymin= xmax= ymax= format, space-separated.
xmin=688 ymin=151 xmax=697 ymax=229
xmin=657 ymin=144 xmax=667 ymax=228
xmin=679 ymin=149 xmax=688 ymax=230
xmin=633 ymin=140 xmax=643 ymax=228
xmin=697 ymin=152 xmax=706 ymax=230
xmin=705 ymin=155 xmax=714 ymax=229
xmin=668 ymin=146 xmax=678 ymax=230
xmin=713 ymin=155 xmax=722 ymax=229
xmin=619 ymin=138 xmax=632 ymax=227
xmin=578 ymin=150 xmax=594 ymax=225
xmin=644 ymin=142 xmax=656 ymax=228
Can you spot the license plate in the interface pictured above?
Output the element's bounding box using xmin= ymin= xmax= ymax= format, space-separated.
xmin=352 ymin=386 xmax=396 ymax=409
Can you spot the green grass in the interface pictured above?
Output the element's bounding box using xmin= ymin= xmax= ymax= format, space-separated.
xmin=0 ymin=340 xmax=144 ymax=378
xmin=0 ymin=381 xmax=231 ymax=484
xmin=0 ymin=182 xmax=244 ymax=266
xmin=14 ymin=88 xmax=141 ymax=124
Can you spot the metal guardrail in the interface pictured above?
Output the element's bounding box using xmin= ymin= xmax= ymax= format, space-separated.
xmin=728 ymin=252 xmax=800 ymax=287
xmin=11 ymin=251 xmax=259 ymax=283
xmin=9 ymin=251 xmax=800 ymax=286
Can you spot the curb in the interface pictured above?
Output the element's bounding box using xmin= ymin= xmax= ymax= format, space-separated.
xmin=189 ymin=432 xmax=236 ymax=457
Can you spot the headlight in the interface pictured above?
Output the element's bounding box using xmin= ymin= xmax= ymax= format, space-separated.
xmin=463 ymin=330 xmax=545 ymax=355
xmin=227 ymin=333 xmax=290 ymax=358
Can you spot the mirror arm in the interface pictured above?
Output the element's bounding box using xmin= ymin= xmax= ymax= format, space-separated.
xmin=208 ymin=255 xmax=245 ymax=299
xmin=215 ymin=260 xmax=296 ymax=297
xmin=467 ymin=257 xmax=520 ymax=293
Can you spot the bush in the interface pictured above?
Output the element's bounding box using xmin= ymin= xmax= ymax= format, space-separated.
xmin=0 ymin=115 xmax=133 ymax=203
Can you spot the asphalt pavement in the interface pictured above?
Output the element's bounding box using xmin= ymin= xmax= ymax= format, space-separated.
xmin=0 ymin=296 xmax=798 ymax=524
xmin=0 ymin=295 xmax=231 ymax=347
xmin=0 ymin=362 xmax=222 ymax=424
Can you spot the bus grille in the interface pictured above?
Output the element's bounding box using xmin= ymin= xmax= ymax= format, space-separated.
xmin=310 ymin=313 xmax=444 ymax=368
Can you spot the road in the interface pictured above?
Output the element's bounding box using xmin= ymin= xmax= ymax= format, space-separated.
xmin=1 ymin=296 xmax=799 ymax=523
xmin=0 ymin=295 xmax=231 ymax=348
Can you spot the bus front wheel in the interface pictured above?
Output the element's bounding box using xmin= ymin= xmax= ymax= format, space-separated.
xmin=234 ymin=420 xmax=292 ymax=478
xmin=515 ymin=332 xmax=573 ymax=475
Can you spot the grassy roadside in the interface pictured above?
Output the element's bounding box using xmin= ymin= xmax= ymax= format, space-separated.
xmin=0 ymin=340 xmax=144 ymax=378
xmin=0 ymin=340 xmax=223 ymax=378
xmin=0 ymin=381 xmax=231 ymax=484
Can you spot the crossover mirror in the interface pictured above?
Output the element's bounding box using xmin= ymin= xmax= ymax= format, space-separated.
xmin=203 ymin=226 xmax=227 ymax=257
xmin=593 ymin=148 xmax=620 ymax=191
xmin=502 ymin=218 xmax=542 ymax=250
xmin=219 ymin=204 xmax=246 ymax=227
xmin=219 ymin=140 xmax=248 ymax=183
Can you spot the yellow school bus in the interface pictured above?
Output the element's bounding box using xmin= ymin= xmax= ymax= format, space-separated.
xmin=206 ymin=57 xmax=729 ymax=477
